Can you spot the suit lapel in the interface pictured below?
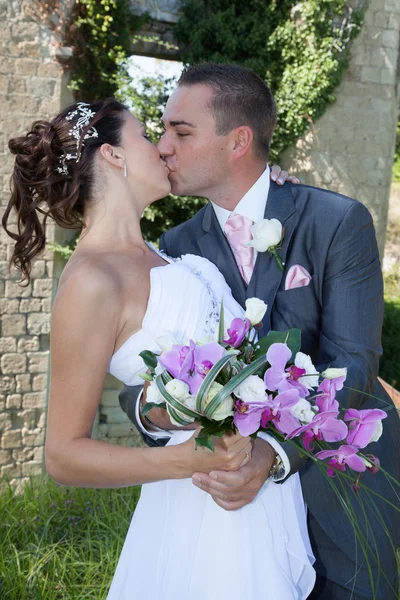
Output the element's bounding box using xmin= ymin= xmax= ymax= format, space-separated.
xmin=247 ymin=182 xmax=297 ymax=333
xmin=198 ymin=203 xmax=247 ymax=308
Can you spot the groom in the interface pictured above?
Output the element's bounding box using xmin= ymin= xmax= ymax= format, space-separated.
xmin=120 ymin=63 xmax=400 ymax=598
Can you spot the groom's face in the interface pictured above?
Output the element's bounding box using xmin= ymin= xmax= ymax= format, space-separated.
xmin=158 ymin=84 xmax=231 ymax=198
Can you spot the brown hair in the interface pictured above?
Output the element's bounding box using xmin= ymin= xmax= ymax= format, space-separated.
xmin=2 ymin=98 xmax=128 ymax=284
xmin=178 ymin=63 xmax=277 ymax=160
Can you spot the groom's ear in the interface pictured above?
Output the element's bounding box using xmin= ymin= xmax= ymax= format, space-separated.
xmin=99 ymin=143 xmax=124 ymax=169
xmin=230 ymin=126 xmax=254 ymax=160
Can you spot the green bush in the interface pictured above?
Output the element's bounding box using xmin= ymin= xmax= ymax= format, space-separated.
xmin=0 ymin=476 xmax=139 ymax=599
xmin=381 ymin=298 xmax=400 ymax=391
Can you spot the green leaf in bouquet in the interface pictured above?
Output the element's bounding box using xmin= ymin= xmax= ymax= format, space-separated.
xmin=204 ymin=355 xmax=268 ymax=420
xmin=218 ymin=300 xmax=225 ymax=344
xmin=138 ymin=372 xmax=154 ymax=382
xmin=253 ymin=328 xmax=301 ymax=362
xmin=167 ymin=405 xmax=193 ymax=426
xmin=155 ymin=373 xmax=201 ymax=420
xmin=195 ymin=434 xmax=216 ymax=452
xmin=139 ymin=350 xmax=159 ymax=371
xmin=141 ymin=401 xmax=166 ymax=416
xmin=195 ymin=351 xmax=239 ymax=412
xmin=194 ymin=417 xmax=234 ymax=451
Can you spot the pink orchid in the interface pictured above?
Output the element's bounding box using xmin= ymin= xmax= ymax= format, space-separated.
xmin=159 ymin=340 xmax=225 ymax=395
xmin=315 ymin=445 xmax=366 ymax=477
xmin=264 ymin=343 xmax=309 ymax=398
xmin=261 ymin=388 xmax=301 ymax=435
xmin=315 ymin=375 xmax=346 ymax=413
xmin=224 ymin=317 xmax=251 ymax=348
xmin=286 ymin=411 xmax=348 ymax=451
xmin=234 ymin=398 xmax=270 ymax=436
xmin=344 ymin=408 xmax=387 ymax=449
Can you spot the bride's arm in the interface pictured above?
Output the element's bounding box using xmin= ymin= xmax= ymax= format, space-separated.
xmin=45 ymin=264 xmax=250 ymax=488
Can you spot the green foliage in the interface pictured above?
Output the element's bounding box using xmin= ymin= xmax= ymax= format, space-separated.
xmin=69 ymin=0 xmax=148 ymax=101
xmin=381 ymin=268 xmax=400 ymax=391
xmin=174 ymin=0 xmax=366 ymax=160
xmin=0 ymin=476 xmax=139 ymax=599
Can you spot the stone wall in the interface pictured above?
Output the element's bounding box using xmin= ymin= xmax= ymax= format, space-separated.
xmin=282 ymin=0 xmax=400 ymax=257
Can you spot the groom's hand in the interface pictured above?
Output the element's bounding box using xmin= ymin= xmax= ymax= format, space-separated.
xmin=191 ymin=438 xmax=276 ymax=511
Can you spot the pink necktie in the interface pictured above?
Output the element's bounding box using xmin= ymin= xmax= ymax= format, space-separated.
xmin=224 ymin=213 xmax=254 ymax=284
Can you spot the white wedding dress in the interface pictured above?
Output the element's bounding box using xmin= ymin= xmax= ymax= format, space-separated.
xmin=107 ymin=249 xmax=315 ymax=600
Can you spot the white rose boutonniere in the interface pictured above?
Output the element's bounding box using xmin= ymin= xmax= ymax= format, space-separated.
xmin=244 ymin=298 xmax=268 ymax=326
xmin=246 ymin=218 xmax=284 ymax=271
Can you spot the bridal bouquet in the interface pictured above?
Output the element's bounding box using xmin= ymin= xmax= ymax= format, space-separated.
xmin=139 ymin=298 xmax=387 ymax=484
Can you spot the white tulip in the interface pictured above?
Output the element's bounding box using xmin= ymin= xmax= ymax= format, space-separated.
xmin=244 ymin=298 xmax=268 ymax=326
xmin=234 ymin=375 xmax=266 ymax=403
xmin=295 ymin=352 xmax=319 ymax=389
xmin=203 ymin=382 xmax=234 ymax=421
xmin=246 ymin=218 xmax=283 ymax=253
xmin=146 ymin=380 xmax=165 ymax=405
xmin=320 ymin=368 xmax=347 ymax=380
xmin=291 ymin=398 xmax=315 ymax=423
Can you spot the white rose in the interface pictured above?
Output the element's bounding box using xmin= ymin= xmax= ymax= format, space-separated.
xmin=246 ymin=218 xmax=283 ymax=253
xmin=234 ymin=375 xmax=266 ymax=403
xmin=370 ymin=419 xmax=383 ymax=443
xmin=295 ymin=352 xmax=319 ymax=389
xmin=165 ymin=379 xmax=191 ymax=401
xmin=156 ymin=333 xmax=179 ymax=352
xmin=146 ymin=380 xmax=165 ymax=405
xmin=291 ymin=398 xmax=315 ymax=423
xmin=320 ymin=367 xmax=347 ymax=380
xmin=244 ymin=298 xmax=268 ymax=326
xmin=203 ymin=382 xmax=234 ymax=421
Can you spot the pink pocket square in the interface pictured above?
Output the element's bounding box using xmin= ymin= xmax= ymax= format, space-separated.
xmin=285 ymin=264 xmax=312 ymax=290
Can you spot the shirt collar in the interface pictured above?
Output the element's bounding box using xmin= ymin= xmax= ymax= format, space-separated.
xmin=211 ymin=164 xmax=270 ymax=232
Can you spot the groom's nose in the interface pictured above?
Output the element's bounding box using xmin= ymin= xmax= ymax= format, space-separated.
xmin=157 ymin=131 xmax=174 ymax=157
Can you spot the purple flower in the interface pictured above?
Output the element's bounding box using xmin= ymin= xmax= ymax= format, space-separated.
xmin=261 ymin=389 xmax=301 ymax=435
xmin=287 ymin=411 xmax=348 ymax=451
xmin=344 ymin=408 xmax=387 ymax=449
xmin=363 ymin=453 xmax=380 ymax=475
xmin=315 ymin=375 xmax=346 ymax=413
xmin=264 ymin=343 xmax=309 ymax=397
xmin=234 ymin=398 xmax=270 ymax=436
xmin=315 ymin=445 xmax=366 ymax=477
xmin=159 ymin=340 xmax=225 ymax=395
xmin=223 ymin=318 xmax=251 ymax=348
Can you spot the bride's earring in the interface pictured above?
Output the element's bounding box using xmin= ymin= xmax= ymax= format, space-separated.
xmin=123 ymin=162 xmax=127 ymax=178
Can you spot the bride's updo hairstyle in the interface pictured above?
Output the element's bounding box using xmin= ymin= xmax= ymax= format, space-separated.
xmin=2 ymin=98 xmax=127 ymax=284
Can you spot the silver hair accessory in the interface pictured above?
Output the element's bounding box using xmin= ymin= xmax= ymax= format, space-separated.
xmin=56 ymin=102 xmax=98 ymax=175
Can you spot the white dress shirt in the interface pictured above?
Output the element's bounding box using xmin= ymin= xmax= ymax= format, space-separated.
xmin=137 ymin=164 xmax=290 ymax=479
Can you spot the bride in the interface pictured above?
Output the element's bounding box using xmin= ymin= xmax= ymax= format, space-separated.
xmin=3 ymin=98 xmax=315 ymax=599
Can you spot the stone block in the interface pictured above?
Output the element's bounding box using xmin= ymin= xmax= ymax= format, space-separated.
xmin=16 ymin=374 xmax=31 ymax=393
xmin=0 ymin=337 xmax=17 ymax=353
xmin=28 ymin=76 xmax=56 ymax=98
xmin=101 ymin=390 xmax=123 ymax=408
xmin=21 ymin=427 xmax=45 ymax=447
xmin=388 ymin=13 xmax=400 ymax=29
xmin=1 ymin=353 xmax=27 ymax=374
xmin=0 ymin=298 xmax=19 ymax=314
xmin=1 ymin=314 xmax=26 ymax=336
xmin=381 ymin=68 xmax=395 ymax=85
xmin=5 ymin=280 xmax=31 ymax=298
xmin=9 ymin=78 xmax=26 ymax=94
xmin=19 ymin=408 xmax=39 ymax=429
xmin=37 ymin=61 xmax=62 ymax=78
xmin=382 ymin=29 xmax=399 ymax=48
xmin=42 ymin=298 xmax=52 ymax=312
xmin=30 ymin=260 xmax=46 ymax=279
xmin=0 ymin=394 xmax=5 ymax=410
xmin=22 ymin=461 xmax=42 ymax=477
xmin=360 ymin=66 xmax=381 ymax=84
xmin=32 ymin=374 xmax=47 ymax=392
xmin=21 ymin=42 xmax=41 ymax=59
xmin=385 ymin=0 xmax=400 ymax=13
xmin=0 ymin=412 xmax=12 ymax=431
xmin=0 ymin=449 xmax=11 ymax=465
xmin=11 ymin=22 xmax=39 ymax=41
xmin=373 ymin=11 xmax=390 ymax=28
xmin=98 ymin=422 xmax=134 ymax=438
xmin=0 ymin=376 xmax=16 ymax=394
xmin=33 ymin=278 xmax=53 ymax=297
xmin=12 ymin=447 xmax=35 ymax=462
xmin=6 ymin=394 xmax=22 ymax=409
xmin=23 ymin=392 xmax=46 ymax=408
xmin=27 ymin=312 xmax=50 ymax=335
xmin=14 ymin=58 xmax=38 ymax=77
xmin=1 ymin=429 xmax=22 ymax=449
xmin=19 ymin=298 xmax=42 ymax=313
xmin=17 ymin=336 xmax=40 ymax=353
xmin=0 ymin=74 xmax=9 ymax=94
xmin=1 ymin=463 xmax=21 ymax=478
xmin=28 ymin=352 xmax=49 ymax=373
xmin=100 ymin=407 xmax=130 ymax=425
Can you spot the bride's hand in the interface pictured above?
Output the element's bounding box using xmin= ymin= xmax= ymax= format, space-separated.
xmin=180 ymin=429 xmax=252 ymax=476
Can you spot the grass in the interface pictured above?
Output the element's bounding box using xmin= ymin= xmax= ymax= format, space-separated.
xmin=0 ymin=477 xmax=140 ymax=599
xmin=381 ymin=266 xmax=400 ymax=391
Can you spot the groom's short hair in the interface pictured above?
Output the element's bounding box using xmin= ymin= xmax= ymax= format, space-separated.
xmin=178 ymin=63 xmax=277 ymax=160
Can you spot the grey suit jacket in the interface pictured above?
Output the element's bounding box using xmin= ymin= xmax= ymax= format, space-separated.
xmin=153 ymin=181 xmax=400 ymax=563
